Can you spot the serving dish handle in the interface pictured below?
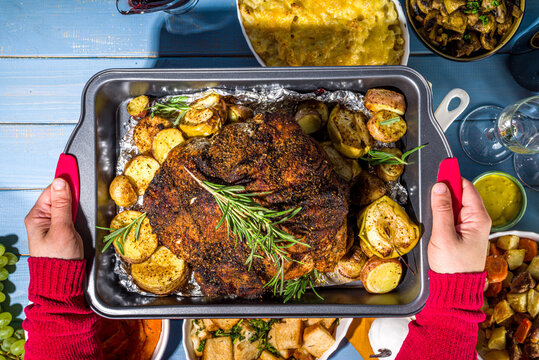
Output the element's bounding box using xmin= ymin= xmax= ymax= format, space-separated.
xmin=434 ymin=88 xmax=470 ymax=132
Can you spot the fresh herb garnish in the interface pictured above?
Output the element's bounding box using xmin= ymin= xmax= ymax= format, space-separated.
xmin=214 ymin=322 xmax=246 ymax=344
xmin=379 ymin=117 xmax=401 ymax=126
xmin=197 ymin=339 xmax=206 ymax=353
xmin=149 ymin=95 xmax=191 ymax=126
xmin=491 ymin=0 xmax=500 ymax=7
xmin=464 ymin=34 xmax=472 ymax=41
xmin=96 ymin=212 xmax=147 ymax=255
xmin=479 ymin=15 xmax=489 ymax=25
xmin=464 ymin=1 xmax=479 ymax=14
xmin=249 ymin=319 xmax=280 ymax=358
xmin=360 ymin=145 xmax=427 ymax=166
xmin=184 ymin=168 xmax=309 ymax=299
xmin=283 ymin=270 xmax=323 ymax=303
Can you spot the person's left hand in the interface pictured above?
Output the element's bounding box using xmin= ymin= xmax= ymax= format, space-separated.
xmin=25 ymin=178 xmax=84 ymax=260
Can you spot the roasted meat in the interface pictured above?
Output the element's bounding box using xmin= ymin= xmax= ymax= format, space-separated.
xmin=143 ymin=113 xmax=349 ymax=298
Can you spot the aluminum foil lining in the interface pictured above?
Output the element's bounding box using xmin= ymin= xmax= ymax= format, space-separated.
xmin=114 ymin=86 xmax=409 ymax=297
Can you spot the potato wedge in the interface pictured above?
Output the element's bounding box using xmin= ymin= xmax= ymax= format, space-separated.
xmin=367 ymin=110 xmax=407 ymax=143
xmin=110 ymin=210 xmax=158 ymax=263
xmin=302 ymin=323 xmax=336 ymax=358
xmin=203 ymin=337 xmax=233 ymax=360
xmin=133 ymin=115 xmax=172 ymax=154
xmin=123 ymin=155 xmax=160 ymax=196
xmin=497 ymin=235 xmax=520 ymax=250
xmin=180 ymin=108 xmax=222 ymax=137
xmin=131 ymin=246 xmax=188 ymax=295
xmin=505 ymin=249 xmax=526 ymax=270
xmin=351 ymin=171 xmax=387 ymax=207
xmin=127 ymin=95 xmax=149 ymax=118
xmin=109 ymin=175 xmax=138 ymax=207
xmin=152 ymin=128 xmax=184 ymax=164
xmin=528 ymin=256 xmax=539 ymax=280
xmin=493 ymin=300 xmax=514 ymax=324
xmin=528 ymin=289 xmax=539 ymax=318
xmin=321 ymin=142 xmax=361 ymax=182
xmin=328 ymin=105 xmax=373 ymax=158
xmin=364 ymin=89 xmax=406 ymax=115
xmin=375 ymin=148 xmax=405 ymax=181
xmin=507 ymin=292 xmax=528 ymax=313
xmin=360 ymin=257 xmax=402 ymax=294
xmin=487 ymin=327 xmax=507 ymax=350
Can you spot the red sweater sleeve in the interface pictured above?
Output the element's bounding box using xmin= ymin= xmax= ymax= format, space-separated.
xmin=396 ymin=270 xmax=486 ymax=360
xmin=23 ymin=257 xmax=103 ymax=360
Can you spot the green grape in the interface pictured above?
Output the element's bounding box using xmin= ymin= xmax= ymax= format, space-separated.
xmin=0 ymin=269 xmax=7 ymax=282
xmin=0 ymin=355 xmax=6 ymax=360
xmin=1 ymin=337 xmax=16 ymax=352
xmin=3 ymin=253 xmax=17 ymax=266
xmin=0 ymin=313 xmax=10 ymax=327
xmin=0 ymin=282 xmax=3 ymax=292
xmin=0 ymin=257 xmax=6 ymax=269
xmin=0 ymin=244 xmax=4 ymax=257
xmin=14 ymin=329 xmax=24 ymax=340
xmin=10 ymin=339 xmax=24 ymax=356
xmin=0 ymin=293 xmax=5 ymax=304
xmin=0 ymin=326 xmax=13 ymax=340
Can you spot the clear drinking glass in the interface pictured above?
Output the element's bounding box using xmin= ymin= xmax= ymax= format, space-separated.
xmin=116 ymin=0 xmax=199 ymax=15
xmin=459 ymin=95 xmax=539 ymax=190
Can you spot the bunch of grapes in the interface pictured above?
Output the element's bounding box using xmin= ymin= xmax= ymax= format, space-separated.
xmin=0 ymin=244 xmax=25 ymax=360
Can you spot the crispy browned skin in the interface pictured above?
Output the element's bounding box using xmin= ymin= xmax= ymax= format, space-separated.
xmin=143 ymin=113 xmax=349 ymax=298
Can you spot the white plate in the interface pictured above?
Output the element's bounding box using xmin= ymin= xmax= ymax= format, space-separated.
xmin=183 ymin=318 xmax=353 ymax=360
xmin=236 ymin=0 xmax=410 ymax=67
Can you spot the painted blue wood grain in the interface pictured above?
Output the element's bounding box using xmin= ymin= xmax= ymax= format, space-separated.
xmin=1 ymin=0 xmax=536 ymax=58
xmin=0 ymin=190 xmax=41 ymax=255
xmin=0 ymin=124 xmax=74 ymax=187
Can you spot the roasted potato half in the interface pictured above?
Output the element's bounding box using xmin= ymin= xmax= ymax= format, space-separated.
xmin=227 ymin=104 xmax=254 ymax=123
xmin=364 ymin=89 xmax=406 ymax=115
xmin=367 ymin=110 xmax=407 ymax=143
xmin=131 ymin=246 xmax=188 ymax=295
xmin=133 ymin=115 xmax=172 ymax=154
xmin=295 ymin=100 xmax=329 ymax=134
xmin=328 ymin=105 xmax=373 ymax=158
xmin=351 ymin=171 xmax=387 ymax=207
xmin=152 ymin=128 xmax=184 ymax=164
xmin=190 ymin=92 xmax=228 ymax=123
xmin=127 ymin=95 xmax=149 ymax=118
xmin=109 ymin=175 xmax=138 ymax=207
xmin=110 ymin=210 xmax=158 ymax=264
xmin=124 ymin=155 xmax=160 ymax=196
xmin=180 ymin=108 xmax=222 ymax=137
xmin=360 ymin=257 xmax=402 ymax=294
xmin=321 ymin=142 xmax=361 ymax=182
xmin=375 ymin=148 xmax=405 ymax=182
xmin=335 ymin=246 xmax=368 ymax=280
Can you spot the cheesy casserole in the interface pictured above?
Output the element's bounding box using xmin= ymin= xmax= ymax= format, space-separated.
xmin=238 ymin=0 xmax=405 ymax=66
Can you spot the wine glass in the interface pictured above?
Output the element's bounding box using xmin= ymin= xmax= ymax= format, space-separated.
xmin=116 ymin=0 xmax=199 ymax=15
xmin=459 ymin=95 xmax=539 ymax=190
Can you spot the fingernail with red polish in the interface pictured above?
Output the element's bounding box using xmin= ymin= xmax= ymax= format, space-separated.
xmin=433 ymin=182 xmax=447 ymax=194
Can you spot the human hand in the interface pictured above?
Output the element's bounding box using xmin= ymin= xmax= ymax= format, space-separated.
xmin=428 ymin=178 xmax=491 ymax=274
xmin=25 ymin=178 xmax=84 ymax=260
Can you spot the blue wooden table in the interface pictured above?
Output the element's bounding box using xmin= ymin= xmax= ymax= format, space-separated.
xmin=0 ymin=1 xmax=537 ymax=358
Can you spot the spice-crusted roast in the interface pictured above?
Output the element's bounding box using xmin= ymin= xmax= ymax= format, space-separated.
xmin=143 ymin=113 xmax=349 ymax=298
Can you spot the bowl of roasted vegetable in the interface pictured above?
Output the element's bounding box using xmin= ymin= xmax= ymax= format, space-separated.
xmin=406 ymin=0 xmax=525 ymax=61
xmin=478 ymin=231 xmax=539 ymax=360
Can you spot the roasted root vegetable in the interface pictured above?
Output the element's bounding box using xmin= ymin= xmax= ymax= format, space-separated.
xmin=110 ymin=210 xmax=158 ymax=264
xmin=131 ymin=246 xmax=188 ymax=295
xmin=367 ymin=110 xmax=407 ymax=143
xmin=360 ymin=257 xmax=402 ymax=294
xmin=494 ymin=300 xmax=514 ymax=324
xmin=190 ymin=93 xmax=228 ymax=123
xmin=333 ymin=246 xmax=367 ymax=281
xmin=227 ymin=104 xmax=253 ymax=123
xmin=364 ymin=89 xmax=406 ymax=115
xmin=497 ymin=235 xmax=520 ymax=250
xmin=520 ymin=238 xmax=538 ymax=262
xmin=486 ymin=282 xmax=503 ymax=297
xmin=507 ymin=292 xmax=528 ymax=313
xmin=127 ymin=95 xmax=150 ymax=118
xmin=514 ymin=318 xmax=532 ymax=344
xmin=485 ymin=256 xmax=508 ymax=283
xmin=321 ymin=142 xmax=361 ymax=182
xmin=152 ymin=128 xmax=184 ymax=164
xmin=123 ymin=155 xmax=160 ymax=196
xmin=134 ymin=115 xmax=172 ymax=154
xmin=484 ymin=350 xmax=509 ymax=360
xmin=180 ymin=108 xmax=222 ymax=137
xmin=327 ymin=105 xmax=373 ymax=158
xmin=109 ymin=175 xmax=138 ymax=207
xmin=529 ymin=256 xmax=539 ymax=280
xmin=505 ymin=249 xmax=526 ymax=270
xmin=351 ymin=171 xmax=387 ymax=207
xmin=527 ymin=289 xmax=539 ymax=318
xmin=375 ymin=148 xmax=405 ymax=181
xmin=488 ymin=327 xmax=507 ymax=350
xmin=358 ymin=196 xmax=420 ymax=259
xmin=295 ymin=100 xmax=329 ymax=134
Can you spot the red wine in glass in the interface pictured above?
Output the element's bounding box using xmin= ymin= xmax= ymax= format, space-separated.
xmin=117 ymin=0 xmax=198 ymax=14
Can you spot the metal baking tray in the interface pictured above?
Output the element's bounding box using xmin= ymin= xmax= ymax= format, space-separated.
xmin=66 ymin=67 xmax=452 ymax=318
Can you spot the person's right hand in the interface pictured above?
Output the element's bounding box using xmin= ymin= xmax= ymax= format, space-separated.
xmin=428 ymin=178 xmax=491 ymax=274
xmin=25 ymin=178 xmax=84 ymax=260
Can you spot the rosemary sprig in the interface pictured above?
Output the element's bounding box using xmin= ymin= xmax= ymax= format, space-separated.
xmin=379 ymin=117 xmax=401 ymax=126
xmin=184 ymin=167 xmax=309 ymax=297
xmin=248 ymin=319 xmax=281 ymax=358
xmin=149 ymin=95 xmax=191 ymax=126
xmin=283 ymin=270 xmax=323 ymax=303
xmin=96 ymin=212 xmax=147 ymax=255
xmin=360 ymin=144 xmax=427 ymax=165
xmin=214 ymin=321 xmax=246 ymax=343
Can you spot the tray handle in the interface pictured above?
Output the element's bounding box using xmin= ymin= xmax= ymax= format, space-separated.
xmin=434 ymin=88 xmax=470 ymax=132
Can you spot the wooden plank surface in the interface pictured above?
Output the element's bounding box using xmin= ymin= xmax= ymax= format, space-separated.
xmin=1 ymin=0 xmax=537 ymax=58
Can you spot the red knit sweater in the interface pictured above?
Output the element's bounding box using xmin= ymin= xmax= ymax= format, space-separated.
xmin=22 ymin=259 xmax=485 ymax=360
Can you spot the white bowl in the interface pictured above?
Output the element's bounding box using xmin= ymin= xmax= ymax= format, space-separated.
xmin=236 ymin=0 xmax=410 ymax=66
xmin=152 ymin=319 xmax=171 ymax=360
xmin=183 ymin=318 xmax=353 ymax=360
